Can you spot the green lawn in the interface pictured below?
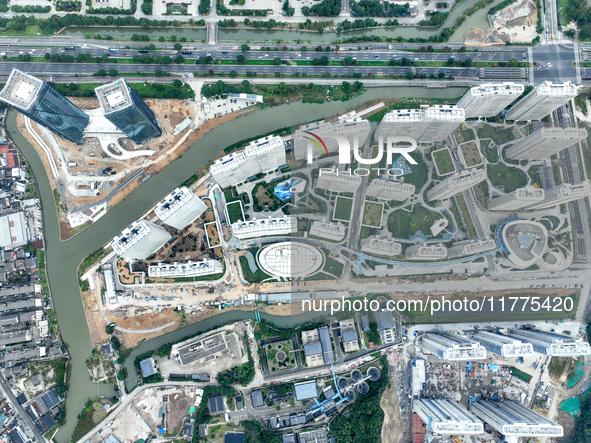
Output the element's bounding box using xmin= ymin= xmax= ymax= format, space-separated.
xmin=487 ymin=163 xmax=528 ymax=193
xmin=225 ymin=200 xmax=244 ymax=224
xmin=460 ymin=141 xmax=483 ymax=167
xmin=454 ymin=194 xmax=477 ymax=238
xmin=387 ymin=204 xmax=444 ymax=240
xmin=402 ymin=151 xmax=429 ymax=191
xmin=478 ymin=124 xmax=518 ymax=146
xmin=484 ymin=144 xmax=500 ymax=163
xmin=362 ymin=201 xmax=384 ymax=228
xmin=239 ymin=256 xmax=272 ymax=283
xmin=323 ymin=256 xmax=344 ymax=278
xmin=1 ymin=25 xmax=46 ymax=37
xmin=333 ymin=196 xmax=353 ymax=222
xmin=432 ymin=148 xmax=456 ymax=176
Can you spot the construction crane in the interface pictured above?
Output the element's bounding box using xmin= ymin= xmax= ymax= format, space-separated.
xmin=452 ymin=436 xmax=463 ymax=443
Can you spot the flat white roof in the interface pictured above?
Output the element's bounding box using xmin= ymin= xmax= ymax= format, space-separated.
xmin=95 ymin=79 xmax=133 ymax=114
xmin=0 ymin=69 xmax=44 ymax=110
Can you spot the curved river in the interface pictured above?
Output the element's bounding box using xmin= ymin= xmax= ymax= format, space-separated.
xmin=5 ymin=85 xmax=467 ymax=442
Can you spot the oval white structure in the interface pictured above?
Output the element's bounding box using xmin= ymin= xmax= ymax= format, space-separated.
xmin=258 ymin=242 xmax=324 ymax=278
xmin=500 ymin=220 xmax=548 ymax=268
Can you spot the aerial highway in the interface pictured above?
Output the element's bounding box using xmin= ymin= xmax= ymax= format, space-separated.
xmin=0 ymin=60 xmax=530 ymax=81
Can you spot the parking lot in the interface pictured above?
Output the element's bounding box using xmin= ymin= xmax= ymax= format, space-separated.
xmin=203 ymin=97 xmax=259 ymax=119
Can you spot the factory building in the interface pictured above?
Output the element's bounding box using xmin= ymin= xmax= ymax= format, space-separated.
xmin=421 ymin=332 xmax=487 ymax=360
xmin=469 ymin=400 xmax=563 ymax=438
xmin=507 ymin=329 xmax=591 ymax=356
xmin=413 ymin=399 xmax=484 ymax=435
xmin=472 ymin=331 xmax=534 ymax=357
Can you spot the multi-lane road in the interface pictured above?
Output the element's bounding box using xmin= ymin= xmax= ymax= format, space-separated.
xmin=0 ymin=38 xmax=582 ymax=83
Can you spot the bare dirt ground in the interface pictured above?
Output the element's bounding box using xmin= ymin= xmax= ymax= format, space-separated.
xmin=490 ymin=0 xmax=539 ymax=43
xmin=380 ymin=384 xmax=405 ymax=443
xmin=15 ymin=96 xmax=255 ymax=240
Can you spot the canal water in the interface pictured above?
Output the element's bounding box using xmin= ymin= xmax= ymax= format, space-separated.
xmin=57 ymin=26 xmax=207 ymax=42
xmin=5 ymin=85 xmax=467 ymax=441
xmin=58 ymin=0 xmax=503 ymax=44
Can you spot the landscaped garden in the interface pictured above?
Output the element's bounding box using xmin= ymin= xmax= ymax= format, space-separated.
xmin=265 ymin=340 xmax=297 ymax=372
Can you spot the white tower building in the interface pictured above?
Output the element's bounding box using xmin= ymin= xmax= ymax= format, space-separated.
xmin=488 ymin=186 xmax=545 ymax=211
xmin=154 ymin=187 xmax=208 ymax=230
xmin=426 ymin=169 xmax=486 ymax=200
xmin=505 ymin=81 xmax=578 ymax=121
xmin=111 ymin=220 xmax=172 ymax=260
xmin=525 ymin=181 xmax=591 ymax=210
xmin=505 ymin=128 xmax=587 ymax=160
xmin=366 ymin=179 xmax=415 ymax=201
xmin=457 ymin=82 xmax=524 ymax=118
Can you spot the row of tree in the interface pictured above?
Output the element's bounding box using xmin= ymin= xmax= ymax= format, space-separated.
xmin=351 ymin=0 xmax=410 ymax=17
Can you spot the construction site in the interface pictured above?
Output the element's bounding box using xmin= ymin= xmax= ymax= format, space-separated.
xmin=89 ymin=386 xmax=202 ymax=443
xmin=464 ymin=0 xmax=539 ymax=44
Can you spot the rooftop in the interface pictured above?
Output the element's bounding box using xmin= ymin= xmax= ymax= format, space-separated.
xmin=95 ymin=79 xmax=133 ymax=114
xmin=468 ymin=82 xmax=524 ymax=96
xmin=0 ymin=70 xmax=44 ymax=111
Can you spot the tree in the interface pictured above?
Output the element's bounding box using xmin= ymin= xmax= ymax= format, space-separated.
xmin=108 ymin=68 xmax=118 ymax=76
xmin=158 ymin=36 xmax=165 ymax=42
xmin=229 ymin=70 xmax=237 ymax=77
xmin=95 ymin=68 xmax=107 ymax=76
xmin=405 ymin=71 xmax=414 ymax=80
xmin=241 ymin=43 xmax=250 ymax=52
xmin=237 ymin=54 xmax=246 ymax=64
xmin=173 ymin=79 xmax=182 ymax=88
xmin=173 ymin=43 xmax=182 ymax=51
xmin=174 ymin=55 xmax=185 ymax=64
xmin=272 ymin=57 xmax=282 ymax=65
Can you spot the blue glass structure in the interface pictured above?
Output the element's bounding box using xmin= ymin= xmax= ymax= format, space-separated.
xmin=0 ymin=70 xmax=88 ymax=144
xmin=95 ymin=79 xmax=162 ymax=144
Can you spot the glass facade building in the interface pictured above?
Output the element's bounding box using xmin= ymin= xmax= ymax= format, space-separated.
xmin=95 ymin=79 xmax=162 ymax=144
xmin=0 ymin=70 xmax=89 ymax=144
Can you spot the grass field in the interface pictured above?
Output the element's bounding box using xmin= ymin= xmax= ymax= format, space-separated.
xmin=387 ymin=204 xmax=443 ymax=240
xmin=239 ymin=256 xmax=272 ymax=283
xmin=323 ymin=256 xmax=344 ymax=278
xmin=333 ymin=196 xmax=353 ymax=222
xmin=225 ymin=201 xmax=244 ymax=224
xmin=478 ymin=124 xmax=518 ymax=146
xmin=487 ymin=163 xmax=528 ymax=193
xmin=460 ymin=141 xmax=483 ymax=167
xmin=362 ymin=201 xmax=384 ymax=228
xmin=454 ymin=194 xmax=477 ymax=238
xmin=432 ymin=148 xmax=456 ymax=176
xmin=402 ymin=151 xmax=429 ymax=191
